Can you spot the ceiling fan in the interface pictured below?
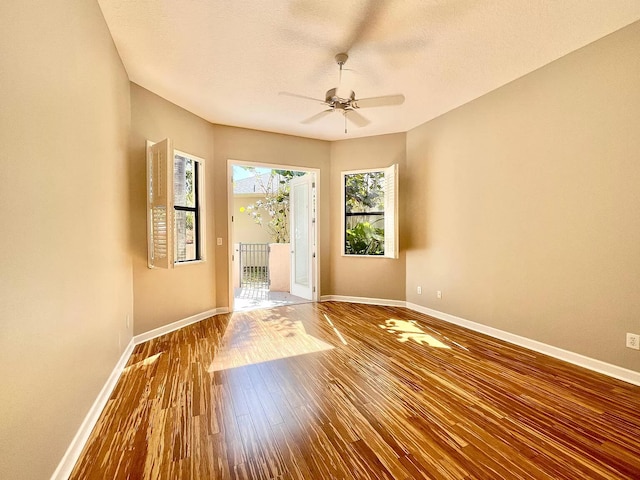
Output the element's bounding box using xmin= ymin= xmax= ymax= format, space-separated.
xmin=280 ymin=53 xmax=405 ymax=133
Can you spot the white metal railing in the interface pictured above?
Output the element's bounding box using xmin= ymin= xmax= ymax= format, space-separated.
xmin=238 ymin=243 xmax=270 ymax=288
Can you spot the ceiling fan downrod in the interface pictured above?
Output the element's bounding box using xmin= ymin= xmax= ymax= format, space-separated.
xmin=335 ymin=52 xmax=348 ymax=88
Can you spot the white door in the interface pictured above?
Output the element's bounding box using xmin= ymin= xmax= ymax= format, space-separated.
xmin=289 ymin=173 xmax=315 ymax=300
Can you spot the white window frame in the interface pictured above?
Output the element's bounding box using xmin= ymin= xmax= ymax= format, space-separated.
xmin=146 ymin=139 xmax=206 ymax=268
xmin=341 ymin=164 xmax=398 ymax=259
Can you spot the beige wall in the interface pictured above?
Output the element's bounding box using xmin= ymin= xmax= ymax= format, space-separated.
xmin=3 ymin=4 xmax=637 ymax=477
xmin=329 ymin=133 xmax=407 ymax=300
xmin=130 ymin=84 xmax=217 ymax=334
xmin=0 ymin=1 xmax=133 ymax=478
xmin=130 ymin=91 xmax=332 ymax=323
xmin=233 ymin=194 xmax=272 ymax=244
xmin=212 ymin=125 xmax=331 ymax=307
xmin=405 ymin=21 xmax=640 ymax=372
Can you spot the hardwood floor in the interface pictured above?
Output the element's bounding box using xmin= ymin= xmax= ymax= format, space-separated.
xmin=70 ymin=302 xmax=640 ymax=479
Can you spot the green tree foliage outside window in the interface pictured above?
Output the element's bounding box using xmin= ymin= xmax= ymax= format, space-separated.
xmin=344 ymin=171 xmax=385 ymax=255
xmin=240 ymin=167 xmax=305 ymax=243
xmin=185 ymin=166 xmax=194 ymax=230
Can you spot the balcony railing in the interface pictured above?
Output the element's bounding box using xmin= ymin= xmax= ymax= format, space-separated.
xmin=238 ymin=243 xmax=270 ymax=289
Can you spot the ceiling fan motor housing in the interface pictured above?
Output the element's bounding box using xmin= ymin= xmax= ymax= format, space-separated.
xmin=325 ymin=87 xmax=355 ymax=110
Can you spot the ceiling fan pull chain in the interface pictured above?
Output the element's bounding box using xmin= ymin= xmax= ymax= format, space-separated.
xmin=344 ymin=113 xmax=347 ymax=134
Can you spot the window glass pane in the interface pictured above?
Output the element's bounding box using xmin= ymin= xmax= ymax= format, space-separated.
xmin=175 ymin=210 xmax=197 ymax=262
xmin=344 ymin=171 xmax=385 ymax=255
xmin=345 ymin=213 xmax=385 ymax=255
xmin=293 ymin=182 xmax=309 ymax=286
xmin=174 ymin=155 xmax=196 ymax=208
xmin=345 ymin=172 xmax=385 ymax=213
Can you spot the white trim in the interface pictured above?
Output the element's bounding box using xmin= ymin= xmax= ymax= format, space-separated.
xmin=227 ymin=159 xmax=322 ymax=311
xmin=289 ymin=173 xmax=315 ymax=300
xmin=146 ymin=140 xmax=154 ymax=269
xmin=405 ymin=302 xmax=640 ymax=387
xmin=50 ymin=339 xmax=136 ymax=480
xmin=341 ymin=165 xmax=398 ymax=259
xmin=52 ymin=307 xmax=229 ymax=479
xmin=322 ymin=294 xmax=640 ymax=386
xmin=133 ymin=307 xmax=229 ymax=345
xmin=320 ymin=295 xmax=405 ymax=308
xmin=173 ymin=259 xmax=205 ymax=268
xmin=146 ymin=141 xmax=207 ymax=268
xmin=174 ymin=149 xmax=207 ymax=265
xmin=341 ymin=167 xmax=391 ymax=175
xmin=227 ymin=162 xmax=235 ymax=311
xmin=52 ymin=299 xmax=639 ymax=479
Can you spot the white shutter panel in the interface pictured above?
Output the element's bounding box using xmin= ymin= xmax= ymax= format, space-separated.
xmin=383 ymin=164 xmax=398 ymax=259
xmin=147 ymin=139 xmax=174 ymax=269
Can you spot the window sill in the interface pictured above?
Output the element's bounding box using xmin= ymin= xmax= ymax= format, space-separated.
xmin=341 ymin=253 xmax=397 ymax=259
xmin=174 ymin=259 xmax=205 ymax=267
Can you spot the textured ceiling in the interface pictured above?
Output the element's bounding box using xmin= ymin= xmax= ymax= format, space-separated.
xmin=98 ymin=0 xmax=640 ymax=141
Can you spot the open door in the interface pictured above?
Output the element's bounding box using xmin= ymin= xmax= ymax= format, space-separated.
xmin=289 ymin=173 xmax=315 ymax=300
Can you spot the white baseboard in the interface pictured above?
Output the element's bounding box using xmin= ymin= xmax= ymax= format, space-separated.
xmin=133 ymin=307 xmax=229 ymax=345
xmin=320 ymin=295 xmax=405 ymax=307
xmin=52 ymin=298 xmax=639 ymax=479
xmin=406 ymin=302 xmax=640 ymax=387
xmin=51 ymin=338 xmax=135 ymax=480
xmin=323 ymin=294 xmax=640 ymax=386
xmin=51 ymin=307 xmax=229 ymax=479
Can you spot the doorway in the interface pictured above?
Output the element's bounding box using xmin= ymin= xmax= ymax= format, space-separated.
xmin=228 ymin=161 xmax=320 ymax=312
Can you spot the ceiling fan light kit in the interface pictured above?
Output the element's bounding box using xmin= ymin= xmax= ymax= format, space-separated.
xmin=281 ymin=52 xmax=405 ymax=134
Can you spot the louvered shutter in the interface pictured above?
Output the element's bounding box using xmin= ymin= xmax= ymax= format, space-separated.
xmin=383 ymin=164 xmax=398 ymax=259
xmin=147 ymin=139 xmax=174 ymax=269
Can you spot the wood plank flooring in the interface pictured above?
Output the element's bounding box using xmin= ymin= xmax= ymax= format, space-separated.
xmin=70 ymin=302 xmax=640 ymax=479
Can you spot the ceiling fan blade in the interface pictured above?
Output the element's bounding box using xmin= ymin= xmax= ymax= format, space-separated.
xmin=279 ymin=91 xmax=326 ymax=104
xmin=354 ymin=94 xmax=405 ymax=109
xmin=345 ymin=110 xmax=370 ymax=128
xmin=301 ymin=109 xmax=334 ymax=125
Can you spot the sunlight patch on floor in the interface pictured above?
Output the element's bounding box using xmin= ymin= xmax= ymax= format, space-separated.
xmin=323 ymin=314 xmax=348 ymax=345
xmin=379 ymin=319 xmax=451 ymax=349
xmin=208 ymin=310 xmax=334 ymax=372
xmin=126 ymin=352 xmax=162 ymax=369
xmin=234 ymin=287 xmax=309 ymax=312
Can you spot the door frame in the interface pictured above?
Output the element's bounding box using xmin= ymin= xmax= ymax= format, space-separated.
xmin=227 ymin=159 xmax=321 ymax=312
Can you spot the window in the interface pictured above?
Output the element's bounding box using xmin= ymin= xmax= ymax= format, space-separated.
xmin=342 ymin=164 xmax=398 ymax=258
xmin=147 ymin=139 xmax=205 ymax=268
xmin=173 ymin=154 xmax=200 ymax=262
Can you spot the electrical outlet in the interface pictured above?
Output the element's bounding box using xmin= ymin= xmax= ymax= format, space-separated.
xmin=417 ymin=286 xmax=422 ymax=295
xmin=437 ymin=290 xmax=442 ymax=299
xmin=217 ymin=237 xmax=223 ymax=246
xmin=626 ymin=333 xmax=640 ymax=350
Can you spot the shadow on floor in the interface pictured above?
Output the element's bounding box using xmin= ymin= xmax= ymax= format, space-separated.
xmin=233 ymin=287 xmax=310 ymax=312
